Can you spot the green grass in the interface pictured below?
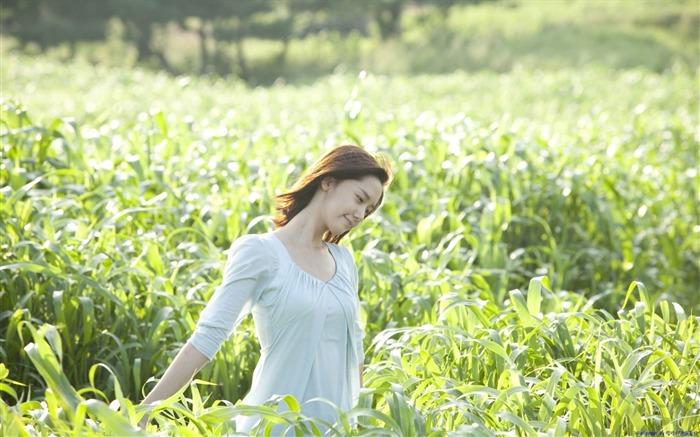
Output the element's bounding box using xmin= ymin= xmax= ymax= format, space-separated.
xmin=2 ymin=279 xmax=698 ymax=435
xmin=1 ymin=47 xmax=699 ymax=435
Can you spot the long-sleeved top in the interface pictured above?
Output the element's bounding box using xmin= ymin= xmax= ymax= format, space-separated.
xmin=187 ymin=232 xmax=365 ymax=434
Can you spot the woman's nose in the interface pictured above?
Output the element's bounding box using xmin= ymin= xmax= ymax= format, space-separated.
xmin=353 ymin=206 xmax=366 ymax=221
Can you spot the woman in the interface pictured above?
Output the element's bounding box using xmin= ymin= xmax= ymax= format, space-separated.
xmin=139 ymin=145 xmax=392 ymax=434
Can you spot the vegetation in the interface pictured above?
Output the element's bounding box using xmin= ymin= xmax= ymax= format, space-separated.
xmin=1 ymin=0 xmax=697 ymax=84
xmin=1 ymin=0 xmax=699 ymax=435
xmin=1 ymin=0 xmax=480 ymax=81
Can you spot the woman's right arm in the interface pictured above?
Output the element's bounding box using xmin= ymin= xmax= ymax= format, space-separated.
xmin=138 ymin=343 xmax=209 ymax=428
xmin=138 ymin=235 xmax=276 ymax=428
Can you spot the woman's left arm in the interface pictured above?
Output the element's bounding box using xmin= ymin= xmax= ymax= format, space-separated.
xmin=347 ymin=246 xmax=365 ymax=388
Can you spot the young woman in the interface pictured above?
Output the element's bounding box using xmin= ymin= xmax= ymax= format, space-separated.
xmin=139 ymin=145 xmax=392 ymax=433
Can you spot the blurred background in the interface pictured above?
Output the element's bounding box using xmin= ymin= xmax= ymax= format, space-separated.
xmin=1 ymin=0 xmax=697 ymax=86
xmin=1 ymin=3 xmax=699 ymax=431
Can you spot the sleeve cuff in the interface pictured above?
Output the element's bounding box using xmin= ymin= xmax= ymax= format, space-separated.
xmin=188 ymin=324 xmax=229 ymax=360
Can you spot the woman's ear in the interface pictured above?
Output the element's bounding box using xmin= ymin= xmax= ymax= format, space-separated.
xmin=320 ymin=177 xmax=336 ymax=191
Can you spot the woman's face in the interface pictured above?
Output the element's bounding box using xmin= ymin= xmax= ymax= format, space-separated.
xmin=321 ymin=175 xmax=384 ymax=235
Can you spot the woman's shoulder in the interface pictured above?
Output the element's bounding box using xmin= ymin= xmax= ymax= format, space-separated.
xmin=229 ymin=232 xmax=279 ymax=261
xmin=329 ymin=242 xmax=356 ymax=266
xmin=223 ymin=233 xmax=280 ymax=284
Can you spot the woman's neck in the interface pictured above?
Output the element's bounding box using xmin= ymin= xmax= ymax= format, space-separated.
xmin=275 ymin=207 xmax=327 ymax=250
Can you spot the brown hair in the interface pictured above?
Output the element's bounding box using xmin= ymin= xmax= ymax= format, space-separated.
xmin=273 ymin=145 xmax=392 ymax=243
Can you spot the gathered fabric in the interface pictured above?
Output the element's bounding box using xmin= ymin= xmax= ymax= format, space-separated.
xmin=188 ymin=232 xmax=365 ymax=434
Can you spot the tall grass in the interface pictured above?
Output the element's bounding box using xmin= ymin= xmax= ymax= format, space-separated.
xmin=2 ymin=279 xmax=698 ymax=435
xmin=1 ymin=54 xmax=698 ymax=434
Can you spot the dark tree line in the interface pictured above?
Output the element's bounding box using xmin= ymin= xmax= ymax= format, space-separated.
xmin=0 ymin=0 xmax=485 ymax=81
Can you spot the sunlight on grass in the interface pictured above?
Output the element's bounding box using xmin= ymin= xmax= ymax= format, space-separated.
xmin=1 ymin=38 xmax=698 ymax=436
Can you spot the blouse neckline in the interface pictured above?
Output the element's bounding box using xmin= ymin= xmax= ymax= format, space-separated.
xmin=268 ymin=233 xmax=339 ymax=285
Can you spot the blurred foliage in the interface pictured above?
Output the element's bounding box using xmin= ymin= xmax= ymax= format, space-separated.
xmin=1 ymin=0 xmax=486 ymax=81
xmin=1 ymin=0 xmax=696 ymax=84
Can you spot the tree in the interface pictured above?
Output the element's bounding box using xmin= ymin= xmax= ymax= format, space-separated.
xmin=208 ymin=0 xmax=275 ymax=80
xmin=372 ymin=0 xmax=405 ymax=40
xmin=369 ymin=0 xmax=492 ymax=41
xmin=1 ymin=0 xmax=111 ymax=54
xmin=104 ymin=0 xmax=177 ymax=70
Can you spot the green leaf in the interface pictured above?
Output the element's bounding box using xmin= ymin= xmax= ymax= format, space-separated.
xmin=509 ymin=289 xmax=533 ymax=328
xmin=527 ymin=276 xmax=549 ymax=316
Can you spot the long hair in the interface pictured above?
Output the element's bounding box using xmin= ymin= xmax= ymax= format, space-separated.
xmin=273 ymin=145 xmax=392 ymax=243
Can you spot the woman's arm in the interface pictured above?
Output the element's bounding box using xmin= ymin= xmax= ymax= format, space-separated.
xmin=138 ymin=236 xmax=274 ymax=428
xmin=138 ymin=343 xmax=209 ymax=428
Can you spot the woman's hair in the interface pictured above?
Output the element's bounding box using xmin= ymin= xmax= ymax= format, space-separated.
xmin=273 ymin=145 xmax=392 ymax=243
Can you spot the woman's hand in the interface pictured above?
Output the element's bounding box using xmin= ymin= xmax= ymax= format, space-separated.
xmin=137 ymin=343 xmax=209 ymax=428
xmin=137 ymin=414 xmax=150 ymax=429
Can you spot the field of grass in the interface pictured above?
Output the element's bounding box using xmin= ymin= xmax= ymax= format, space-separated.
xmin=1 ymin=35 xmax=699 ymax=437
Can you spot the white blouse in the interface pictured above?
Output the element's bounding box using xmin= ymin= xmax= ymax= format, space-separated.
xmin=188 ymin=232 xmax=365 ymax=434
